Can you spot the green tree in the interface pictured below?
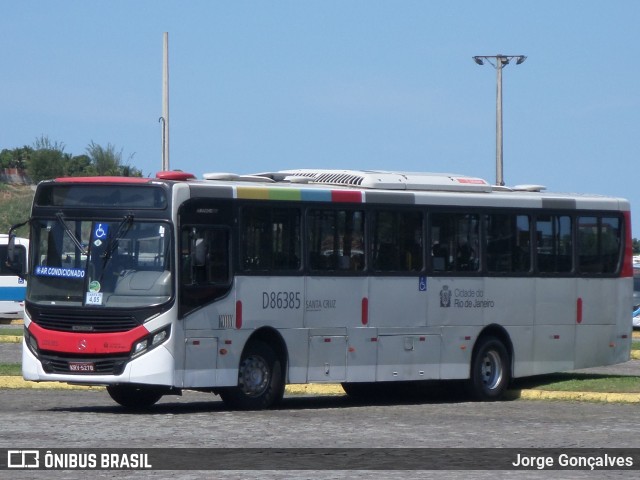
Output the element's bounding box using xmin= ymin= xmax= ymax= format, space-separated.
xmin=0 ymin=146 xmax=32 ymax=170
xmin=29 ymin=136 xmax=67 ymax=182
xmin=66 ymin=154 xmax=92 ymax=177
xmin=0 ymin=149 xmax=11 ymax=169
xmin=85 ymin=141 xmax=141 ymax=177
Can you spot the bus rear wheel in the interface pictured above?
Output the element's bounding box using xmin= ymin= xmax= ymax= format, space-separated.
xmin=467 ymin=336 xmax=510 ymax=401
xmin=106 ymin=384 xmax=164 ymax=409
xmin=220 ymin=340 xmax=285 ymax=410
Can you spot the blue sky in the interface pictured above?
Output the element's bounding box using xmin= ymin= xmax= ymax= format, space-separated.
xmin=2 ymin=1 xmax=640 ymax=234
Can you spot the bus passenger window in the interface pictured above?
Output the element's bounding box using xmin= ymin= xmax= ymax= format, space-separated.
xmin=486 ymin=214 xmax=531 ymax=273
xmin=240 ymin=206 xmax=301 ymax=272
xmin=308 ymin=209 xmax=364 ymax=272
xmin=536 ymin=215 xmax=572 ymax=273
xmin=371 ymin=210 xmax=423 ymax=272
xmin=578 ymin=216 xmax=621 ymax=274
xmin=431 ymin=213 xmax=479 ymax=273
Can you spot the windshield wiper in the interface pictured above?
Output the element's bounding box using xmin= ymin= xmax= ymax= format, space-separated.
xmin=56 ymin=212 xmax=87 ymax=256
xmin=101 ymin=214 xmax=134 ymax=261
xmin=98 ymin=215 xmax=134 ymax=284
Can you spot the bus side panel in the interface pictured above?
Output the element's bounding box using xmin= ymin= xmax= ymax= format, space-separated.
xmin=505 ymin=325 xmax=535 ymax=378
xmin=483 ymin=278 xmax=535 ymax=327
xmin=308 ymin=333 xmax=347 ymax=381
xmin=368 ymin=277 xmax=427 ymax=327
xmin=237 ymin=276 xmax=305 ymax=329
xmin=577 ymin=278 xmax=620 ymax=326
xmin=304 ymin=277 xmax=367 ymax=328
xmin=279 ymin=327 xmax=310 ymax=384
xmin=615 ymin=276 xmax=634 ymax=362
xmin=426 ymin=278 xmax=485 ymax=327
xmin=375 ymin=333 xmax=440 ymax=381
xmin=532 ymin=324 xmax=575 ymax=374
xmin=531 ymin=279 xmax=576 ymax=374
xmin=345 ymin=327 xmax=378 ymax=382
xmin=481 ymin=279 xmax=535 ymax=378
xmin=535 ymin=278 xmax=577 ymax=326
xmin=574 ymin=277 xmax=629 ymax=368
xmin=439 ymin=326 xmax=474 ymax=379
xmin=230 ymin=276 xmax=308 ymax=385
xmin=574 ymin=325 xmax=617 ymax=369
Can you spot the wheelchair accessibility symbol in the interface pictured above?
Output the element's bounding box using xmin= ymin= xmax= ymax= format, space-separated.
xmin=419 ymin=276 xmax=427 ymax=292
xmin=94 ymin=223 xmax=108 ymax=239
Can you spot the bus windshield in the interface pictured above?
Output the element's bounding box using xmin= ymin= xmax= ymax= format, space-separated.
xmin=28 ymin=217 xmax=172 ymax=308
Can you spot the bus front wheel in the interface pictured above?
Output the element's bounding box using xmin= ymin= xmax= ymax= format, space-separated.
xmin=220 ymin=340 xmax=285 ymax=410
xmin=106 ymin=384 xmax=164 ymax=409
xmin=467 ymin=336 xmax=510 ymax=401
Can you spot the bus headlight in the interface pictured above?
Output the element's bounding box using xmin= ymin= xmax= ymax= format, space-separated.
xmin=131 ymin=326 xmax=171 ymax=358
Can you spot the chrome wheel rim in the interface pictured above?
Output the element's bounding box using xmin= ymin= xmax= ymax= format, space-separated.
xmin=239 ymin=355 xmax=269 ymax=397
xmin=480 ymin=350 xmax=503 ymax=391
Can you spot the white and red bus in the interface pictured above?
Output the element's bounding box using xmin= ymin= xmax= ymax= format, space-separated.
xmin=9 ymin=169 xmax=633 ymax=409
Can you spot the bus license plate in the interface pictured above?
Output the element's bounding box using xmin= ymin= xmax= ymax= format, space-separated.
xmin=69 ymin=362 xmax=95 ymax=372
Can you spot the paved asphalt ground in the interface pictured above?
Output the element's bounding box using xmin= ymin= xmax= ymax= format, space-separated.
xmin=2 ymin=321 xmax=640 ymax=402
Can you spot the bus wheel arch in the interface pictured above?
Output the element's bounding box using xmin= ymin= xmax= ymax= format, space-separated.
xmin=467 ymin=326 xmax=513 ymax=401
xmin=220 ymin=328 xmax=287 ymax=410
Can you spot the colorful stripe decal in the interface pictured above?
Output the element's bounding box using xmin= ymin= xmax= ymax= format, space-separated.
xmin=331 ymin=190 xmax=362 ymax=203
xmin=301 ymin=190 xmax=332 ymax=202
xmin=237 ymin=187 xmax=362 ymax=203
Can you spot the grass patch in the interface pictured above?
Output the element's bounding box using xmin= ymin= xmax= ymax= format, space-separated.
xmin=0 ymin=330 xmax=22 ymax=337
xmin=513 ymin=373 xmax=640 ymax=394
xmin=0 ymin=363 xmax=21 ymax=376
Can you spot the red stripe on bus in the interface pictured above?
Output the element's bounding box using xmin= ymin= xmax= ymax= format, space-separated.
xmin=621 ymin=211 xmax=634 ymax=278
xmin=576 ymin=297 xmax=583 ymax=324
xmin=331 ymin=190 xmax=362 ymax=203
xmin=236 ymin=300 xmax=243 ymax=329
xmin=361 ymin=297 xmax=369 ymax=325
xmin=54 ymin=176 xmax=151 ymax=184
xmin=28 ymin=322 xmax=149 ymax=354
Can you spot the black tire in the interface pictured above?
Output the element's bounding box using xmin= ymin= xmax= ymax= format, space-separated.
xmin=219 ymin=340 xmax=285 ymax=410
xmin=106 ymin=384 xmax=164 ymax=409
xmin=467 ymin=335 xmax=510 ymax=401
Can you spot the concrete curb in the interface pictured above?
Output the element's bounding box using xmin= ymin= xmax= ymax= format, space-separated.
xmin=0 ymin=336 xmax=22 ymax=343
xmin=514 ymin=389 xmax=640 ymax=403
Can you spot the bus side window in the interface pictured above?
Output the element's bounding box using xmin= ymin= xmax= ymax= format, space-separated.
xmin=536 ymin=215 xmax=572 ymax=273
xmin=578 ymin=216 xmax=621 ymax=274
xmin=1 ymin=245 xmax=26 ymax=275
xmin=486 ymin=214 xmax=531 ymax=273
xmin=371 ymin=209 xmax=423 ymax=273
xmin=431 ymin=213 xmax=479 ymax=273
xmin=308 ymin=208 xmax=364 ymax=273
xmin=240 ymin=206 xmax=301 ymax=272
xmin=182 ymin=227 xmax=230 ymax=285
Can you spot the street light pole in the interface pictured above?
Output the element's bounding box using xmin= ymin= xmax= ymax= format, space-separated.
xmin=473 ymin=54 xmax=526 ymax=187
xmin=161 ymin=32 xmax=170 ymax=172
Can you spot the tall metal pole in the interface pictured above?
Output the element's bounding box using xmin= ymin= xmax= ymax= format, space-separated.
xmin=496 ymin=58 xmax=503 ymax=186
xmin=473 ymin=54 xmax=526 ymax=187
xmin=162 ymin=32 xmax=170 ymax=171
